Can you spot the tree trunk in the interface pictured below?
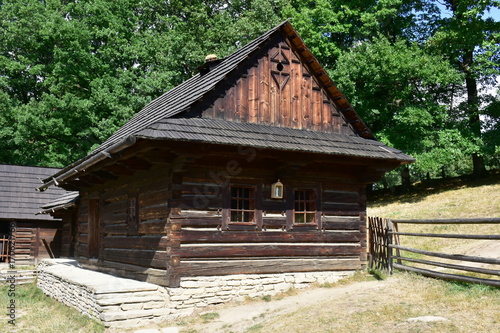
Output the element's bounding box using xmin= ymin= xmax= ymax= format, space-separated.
xmin=400 ymin=166 xmax=411 ymax=193
xmin=464 ymin=57 xmax=488 ymax=179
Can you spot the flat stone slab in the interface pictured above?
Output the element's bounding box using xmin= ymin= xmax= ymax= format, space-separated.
xmin=40 ymin=260 xmax=159 ymax=294
xmin=407 ymin=316 xmax=449 ymax=323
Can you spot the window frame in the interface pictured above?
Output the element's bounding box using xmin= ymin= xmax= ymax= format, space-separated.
xmin=293 ymin=189 xmax=317 ymax=224
xmin=222 ymin=183 xmax=262 ymax=230
xmin=230 ymin=186 xmax=256 ymax=224
xmin=288 ymin=186 xmax=321 ymax=228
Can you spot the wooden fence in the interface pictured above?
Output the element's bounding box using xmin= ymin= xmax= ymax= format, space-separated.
xmin=368 ymin=217 xmax=500 ymax=287
xmin=0 ymin=235 xmax=10 ymax=262
xmin=367 ymin=217 xmax=392 ymax=273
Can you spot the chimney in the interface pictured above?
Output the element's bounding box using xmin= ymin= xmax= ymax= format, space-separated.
xmin=198 ymin=54 xmax=222 ymax=75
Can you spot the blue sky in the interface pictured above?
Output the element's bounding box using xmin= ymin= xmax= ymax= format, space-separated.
xmin=437 ymin=3 xmax=500 ymax=21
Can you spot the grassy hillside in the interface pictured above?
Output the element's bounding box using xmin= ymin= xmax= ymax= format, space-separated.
xmin=367 ymin=172 xmax=500 ymax=281
xmin=367 ymin=172 xmax=500 ymax=219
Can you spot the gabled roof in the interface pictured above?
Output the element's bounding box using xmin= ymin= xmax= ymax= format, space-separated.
xmin=39 ymin=21 xmax=414 ymax=191
xmin=0 ymin=164 xmax=70 ymax=220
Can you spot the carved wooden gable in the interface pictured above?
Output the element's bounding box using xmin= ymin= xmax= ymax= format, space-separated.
xmin=202 ymin=34 xmax=355 ymax=135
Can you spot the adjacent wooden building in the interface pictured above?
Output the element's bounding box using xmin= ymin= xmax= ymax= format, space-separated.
xmin=0 ymin=164 xmax=76 ymax=265
xmin=38 ymin=21 xmax=414 ymax=287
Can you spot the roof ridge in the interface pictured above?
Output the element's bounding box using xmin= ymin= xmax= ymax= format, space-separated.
xmin=94 ymin=21 xmax=287 ymax=156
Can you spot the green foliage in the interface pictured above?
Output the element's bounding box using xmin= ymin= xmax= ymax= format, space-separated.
xmin=333 ymin=36 xmax=470 ymax=177
xmin=0 ymin=0 xmax=498 ymax=182
xmin=0 ymin=0 xmax=283 ymax=166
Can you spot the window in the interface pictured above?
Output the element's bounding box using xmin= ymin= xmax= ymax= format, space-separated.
xmin=294 ymin=189 xmax=316 ymax=224
xmin=230 ymin=186 xmax=255 ymax=223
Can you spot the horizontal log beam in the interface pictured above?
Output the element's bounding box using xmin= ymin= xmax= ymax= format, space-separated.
xmin=171 ymin=244 xmax=360 ymax=258
xmin=392 ymin=232 xmax=500 ymax=240
xmin=172 ymin=230 xmax=361 ymax=244
xmin=176 ymin=258 xmax=361 ymax=276
xmin=393 ymin=263 xmax=500 ymax=287
xmin=393 ymin=256 xmax=500 ymax=276
xmin=391 ymin=218 xmax=500 ymax=224
xmin=391 ymin=244 xmax=500 ymax=265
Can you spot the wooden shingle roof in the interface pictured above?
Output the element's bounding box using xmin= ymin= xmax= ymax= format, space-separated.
xmin=137 ymin=118 xmax=412 ymax=162
xmin=0 ymin=165 xmax=69 ymax=220
xmin=39 ymin=21 xmax=414 ymax=190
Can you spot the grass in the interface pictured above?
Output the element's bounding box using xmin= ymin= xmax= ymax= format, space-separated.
xmin=257 ymin=272 xmax=500 ymax=333
xmin=0 ymin=282 xmax=104 ymax=333
xmin=200 ymin=312 xmax=220 ymax=323
xmin=367 ymin=175 xmax=500 ymax=279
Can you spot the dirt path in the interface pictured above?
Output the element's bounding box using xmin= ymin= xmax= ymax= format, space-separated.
xmin=185 ymin=277 xmax=401 ymax=333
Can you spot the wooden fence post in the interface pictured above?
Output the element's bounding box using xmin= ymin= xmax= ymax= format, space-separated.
xmin=386 ymin=219 xmax=393 ymax=275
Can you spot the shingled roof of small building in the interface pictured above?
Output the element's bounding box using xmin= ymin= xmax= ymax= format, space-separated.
xmin=0 ymin=164 xmax=71 ymax=220
xmin=39 ymin=21 xmax=414 ymax=190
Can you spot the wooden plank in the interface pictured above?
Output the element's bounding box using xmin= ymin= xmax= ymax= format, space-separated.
xmin=322 ymin=190 xmax=359 ymax=203
xmin=102 ymin=248 xmax=167 ymax=268
xmin=173 ymin=230 xmax=361 ymax=243
xmin=322 ymin=221 xmax=363 ymax=230
xmin=392 ymin=218 xmax=500 ymax=224
xmin=312 ymin=84 xmax=322 ymax=131
xmin=301 ymin=71 xmax=312 ymax=129
xmin=247 ymin=63 xmax=258 ymax=123
xmin=79 ymin=259 xmax=169 ymax=286
xmin=393 ymin=256 xmax=500 ymax=276
xmin=225 ymin=83 xmax=236 ymax=121
xmin=322 ymin=210 xmax=363 ymax=217
xmin=258 ymin=53 xmax=270 ymax=125
xmin=391 ymin=244 xmax=500 ymax=265
xmin=394 ymin=263 xmax=500 ymax=287
xmin=321 ymin=93 xmax=333 ymax=132
xmin=172 ymin=244 xmax=360 ymax=258
xmin=139 ymin=205 xmax=169 ymax=221
xmin=139 ymin=189 xmax=170 ymax=207
xmin=291 ymin=55 xmax=301 ymax=129
xmin=322 ymin=202 xmax=361 ymax=211
xmin=139 ymin=220 xmax=168 ymax=234
xmin=177 ymin=258 xmax=361 ymax=276
xmin=262 ymin=218 xmax=287 ymax=229
xmin=171 ymin=216 xmax=222 ymax=227
xmin=103 ymin=235 xmax=168 ymax=250
xmin=392 ymin=232 xmax=500 ymax=240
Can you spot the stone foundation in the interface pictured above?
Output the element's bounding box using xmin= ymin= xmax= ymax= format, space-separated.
xmin=37 ymin=259 xmax=354 ymax=328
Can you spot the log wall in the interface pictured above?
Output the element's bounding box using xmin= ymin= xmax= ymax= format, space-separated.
xmin=76 ymin=164 xmax=172 ymax=285
xmin=166 ymin=157 xmax=367 ymax=286
xmin=72 ymin=147 xmax=369 ymax=287
xmin=9 ymin=220 xmax=62 ymax=265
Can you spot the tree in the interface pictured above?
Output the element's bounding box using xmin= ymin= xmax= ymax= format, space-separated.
xmin=429 ymin=0 xmax=500 ymax=178
xmin=333 ymin=37 xmax=465 ymax=186
xmin=0 ymin=0 xmax=282 ymax=167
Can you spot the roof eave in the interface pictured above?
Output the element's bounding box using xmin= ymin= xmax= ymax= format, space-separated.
xmin=37 ymin=136 xmax=137 ymax=191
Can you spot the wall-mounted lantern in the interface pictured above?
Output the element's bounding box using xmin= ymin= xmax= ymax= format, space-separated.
xmin=271 ymin=179 xmax=284 ymax=199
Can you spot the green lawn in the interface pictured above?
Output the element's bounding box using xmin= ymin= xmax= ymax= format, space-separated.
xmin=0 ymin=282 xmax=104 ymax=333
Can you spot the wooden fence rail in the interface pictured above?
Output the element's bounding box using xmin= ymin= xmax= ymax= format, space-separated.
xmin=368 ymin=217 xmax=500 ymax=287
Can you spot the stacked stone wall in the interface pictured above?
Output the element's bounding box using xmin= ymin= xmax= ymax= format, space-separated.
xmin=37 ymin=259 xmax=354 ymax=328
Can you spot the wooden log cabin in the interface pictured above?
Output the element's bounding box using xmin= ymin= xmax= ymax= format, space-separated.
xmin=0 ymin=164 xmax=76 ymax=265
xmin=38 ymin=21 xmax=414 ymax=287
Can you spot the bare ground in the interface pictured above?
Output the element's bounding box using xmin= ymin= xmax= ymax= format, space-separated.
xmin=176 ymin=271 xmax=500 ymax=333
